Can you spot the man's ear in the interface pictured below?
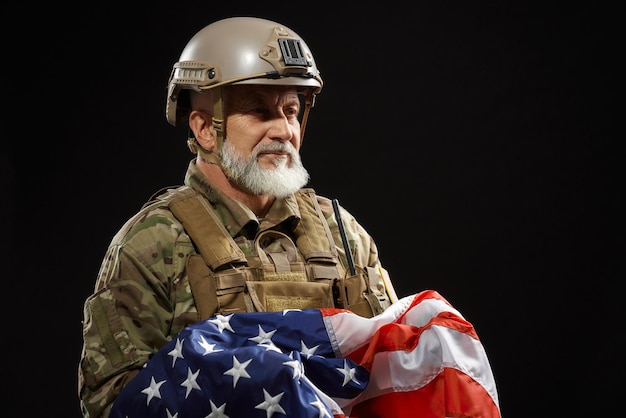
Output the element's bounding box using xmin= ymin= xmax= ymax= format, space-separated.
xmin=189 ymin=111 xmax=216 ymax=151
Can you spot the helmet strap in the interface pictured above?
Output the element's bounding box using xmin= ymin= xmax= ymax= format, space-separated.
xmin=212 ymin=87 xmax=225 ymax=159
xmin=187 ymin=87 xmax=225 ymax=167
xmin=300 ymin=89 xmax=316 ymax=144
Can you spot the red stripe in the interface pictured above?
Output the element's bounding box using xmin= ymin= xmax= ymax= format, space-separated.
xmin=319 ymin=307 xmax=351 ymax=317
xmin=346 ymin=308 xmax=479 ymax=369
xmin=347 ymin=322 xmax=421 ymax=369
xmin=348 ymin=368 xmax=501 ymax=418
xmin=405 ymin=291 xmax=480 ymax=339
xmin=396 ymin=289 xmax=452 ymax=322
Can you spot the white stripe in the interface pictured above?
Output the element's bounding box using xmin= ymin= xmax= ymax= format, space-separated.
xmin=326 ymin=293 xmax=499 ymax=412
xmin=334 ymin=325 xmax=499 ymax=410
xmin=327 ymin=293 xmax=463 ymax=356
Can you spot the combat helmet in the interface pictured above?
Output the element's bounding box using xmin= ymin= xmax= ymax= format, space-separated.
xmin=165 ymin=17 xmax=323 ymax=164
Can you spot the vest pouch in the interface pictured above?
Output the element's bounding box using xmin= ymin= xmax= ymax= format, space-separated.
xmin=334 ymin=274 xmax=377 ymax=318
xmin=187 ymin=254 xmax=255 ymax=320
xmin=246 ymin=280 xmax=334 ymax=312
xmin=306 ymin=261 xmax=341 ymax=281
xmin=214 ymin=266 xmax=255 ymax=315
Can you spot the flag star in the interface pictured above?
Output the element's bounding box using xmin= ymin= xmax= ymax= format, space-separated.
xmin=283 ymin=357 xmax=303 ymax=380
xmin=300 ymin=341 xmax=320 ymax=358
xmin=281 ymin=308 xmax=302 ymax=315
xmin=167 ymin=338 xmax=184 ymax=367
xmin=259 ymin=342 xmax=282 ymax=353
xmin=181 ymin=367 xmax=201 ymax=398
xmin=208 ymin=314 xmax=234 ymax=333
xmin=198 ymin=335 xmax=223 ymax=355
xmin=207 ymin=399 xmax=230 ymax=418
xmin=166 ymin=409 xmax=178 ymax=418
xmin=141 ymin=376 xmax=166 ymax=406
xmin=337 ymin=359 xmax=360 ymax=386
xmin=250 ymin=325 xmax=281 ymax=352
xmin=249 ymin=325 xmax=277 ymax=345
xmin=310 ymin=395 xmax=332 ymax=418
xmin=254 ymin=388 xmax=286 ymax=418
xmin=223 ymin=356 xmax=252 ymax=387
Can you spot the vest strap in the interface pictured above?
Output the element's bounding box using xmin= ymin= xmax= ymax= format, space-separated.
xmin=168 ymin=186 xmax=247 ymax=270
xmin=294 ymin=189 xmax=339 ymax=261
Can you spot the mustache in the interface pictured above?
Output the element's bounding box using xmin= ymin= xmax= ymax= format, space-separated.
xmin=253 ymin=142 xmax=296 ymax=156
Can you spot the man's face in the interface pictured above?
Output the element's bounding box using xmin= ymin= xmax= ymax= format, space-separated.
xmin=220 ymin=85 xmax=310 ymax=197
xmin=224 ymin=84 xmax=303 ymax=163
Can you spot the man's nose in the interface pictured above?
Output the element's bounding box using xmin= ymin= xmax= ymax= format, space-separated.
xmin=268 ymin=114 xmax=294 ymax=142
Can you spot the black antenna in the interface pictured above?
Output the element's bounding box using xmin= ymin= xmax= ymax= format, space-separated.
xmin=332 ymin=199 xmax=357 ymax=276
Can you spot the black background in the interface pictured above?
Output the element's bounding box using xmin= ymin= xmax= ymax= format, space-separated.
xmin=5 ymin=2 xmax=621 ymax=416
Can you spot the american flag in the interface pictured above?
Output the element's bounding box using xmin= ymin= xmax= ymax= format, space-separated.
xmin=110 ymin=290 xmax=501 ymax=418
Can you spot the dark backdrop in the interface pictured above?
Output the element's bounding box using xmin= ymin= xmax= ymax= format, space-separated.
xmin=6 ymin=2 xmax=621 ymax=416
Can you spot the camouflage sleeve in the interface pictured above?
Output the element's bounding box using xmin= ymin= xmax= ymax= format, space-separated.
xmin=78 ymin=206 xmax=197 ymax=417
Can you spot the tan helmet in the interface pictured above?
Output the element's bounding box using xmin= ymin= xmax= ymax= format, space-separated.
xmin=166 ymin=17 xmax=323 ymax=163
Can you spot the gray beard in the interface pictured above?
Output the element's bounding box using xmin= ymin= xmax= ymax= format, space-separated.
xmin=220 ymin=140 xmax=310 ymax=198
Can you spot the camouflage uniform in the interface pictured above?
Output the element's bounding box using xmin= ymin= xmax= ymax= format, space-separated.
xmin=78 ymin=161 xmax=387 ymax=417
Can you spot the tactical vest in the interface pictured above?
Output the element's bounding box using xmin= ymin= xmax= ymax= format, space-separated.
xmin=153 ymin=186 xmax=391 ymax=321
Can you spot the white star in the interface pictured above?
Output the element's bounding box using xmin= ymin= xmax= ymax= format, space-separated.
xmin=198 ymin=335 xmax=223 ymax=355
xmin=249 ymin=325 xmax=277 ymax=345
xmin=167 ymin=338 xmax=184 ymax=367
xmin=208 ymin=314 xmax=235 ymax=333
xmin=310 ymin=395 xmax=332 ymax=418
xmin=259 ymin=342 xmax=282 ymax=353
xmin=337 ymin=359 xmax=360 ymax=386
xmin=166 ymin=409 xmax=178 ymax=418
xmin=300 ymin=341 xmax=320 ymax=358
xmin=141 ymin=376 xmax=165 ymax=406
xmin=206 ymin=399 xmax=230 ymax=418
xmin=281 ymin=308 xmax=302 ymax=314
xmin=223 ymin=356 xmax=252 ymax=387
xmin=249 ymin=325 xmax=281 ymax=352
xmin=283 ymin=352 xmax=304 ymax=379
xmin=254 ymin=388 xmax=286 ymax=418
xmin=181 ymin=367 xmax=201 ymax=398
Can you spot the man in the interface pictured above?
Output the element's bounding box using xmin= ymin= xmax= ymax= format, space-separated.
xmin=78 ymin=17 xmax=397 ymax=417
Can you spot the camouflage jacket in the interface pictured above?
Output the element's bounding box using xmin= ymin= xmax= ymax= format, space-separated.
xmin=78 ymin=160 xmax=389 ymax=417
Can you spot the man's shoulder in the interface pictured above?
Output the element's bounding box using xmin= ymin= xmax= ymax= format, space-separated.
xmin=141 ymin=184 xmax=190 ymax=207
xmin=112 ymin=194 xmax=185 ymax=246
